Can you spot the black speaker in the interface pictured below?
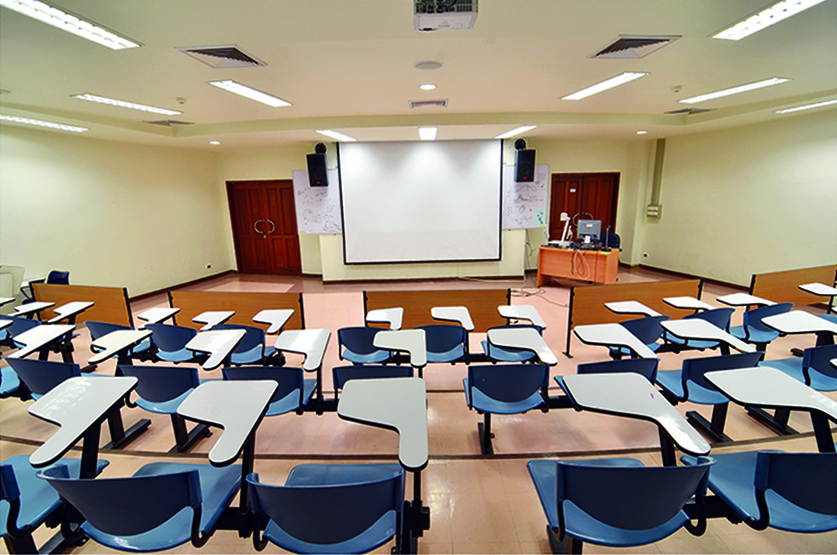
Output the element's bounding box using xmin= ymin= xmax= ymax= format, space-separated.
xmin=515 ymin=149 xmax=535 ymax=182
xmin=306 ymin=153 xmax=328 ymax=187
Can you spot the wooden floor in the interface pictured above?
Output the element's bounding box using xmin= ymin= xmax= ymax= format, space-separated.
xmin=1 ymin=268 xmax=835 ymax=554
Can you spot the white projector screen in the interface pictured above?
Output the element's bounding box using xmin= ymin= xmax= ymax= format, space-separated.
xmin=339 ymin=140 xmax=503 ymax=264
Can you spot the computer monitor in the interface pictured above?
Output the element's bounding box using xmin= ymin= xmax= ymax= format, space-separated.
xmin=577 ymin=219 xmax=602 ymax=242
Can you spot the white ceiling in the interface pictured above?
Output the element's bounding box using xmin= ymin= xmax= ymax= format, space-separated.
xmin=1 ymin=0 xmax=835 ymax=151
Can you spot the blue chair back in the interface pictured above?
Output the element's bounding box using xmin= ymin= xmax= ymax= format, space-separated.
xmin=576 ymin=358 xmax=659 ymax=382
xmin=222 ymin=366 xmax=305 ymax=406
xmin=417 ymin=324 xmax=467 ymax=362
xmin=86 ymin=321 xmax=131 ymax=341
xmin=5 ymin=358 xmax=81 ymax=398
xmin=119 ymin=365 xmax=200 ymax=403
xmin=213 ymin=323 xmax=265 ymax=354
xmin=338 ymin=327 xmax=383 ymax=355
xmin=803 ymin=344 xmax=837 ymax=382
xmin=742 ymin=302 xmax=794 ymax=335
xmin=467 ymin=364 xmax=548 ymax=405
xmin=687 ymin=307 xmax=735 ymax=330
xmin=145 ymin=323 xmax=197 ymax=352
xmin=755 ymin=452 xmax=837 ymax=518
xmin=682 ymin=351 xmax=763 ymax=393
xmin=483 ymin=324 xmax=541 ymax=362
xmin=247 ymin=463 xmax=404 ymax=550
xmin=38 ymin=464 xmax=201 ymax=539
xmin=556 ymin=457 xmax=713 ymax=532
xmin=0 ymin=316 xmax=40 ymax=343
xmin=46 ymin=271 xmax=69 ymax=285
xmin=333 ymin=365 xmax=414 ymax=392
xmin=619 ymin=315 xmax=670 ymax=345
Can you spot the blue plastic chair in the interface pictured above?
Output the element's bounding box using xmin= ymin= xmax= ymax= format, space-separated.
xmin=332 ymin=365 xmax=414 ymax=400
xmin=663 ymin=308 xmax=735 ymax=352
xmin=213 ymin=324 xmax=277 ymax=365
xmin=337 ymin=327 xmax=392 ymax=365
xmin=222 ymin=366 xmax=316 ymax=416
xmin=0 ymin=365 xmax=21 ymax=399
xmin=682 ymin=451 xmax=837 ymax=532
xmin=655 ymin=352 xmax=763 ymax=443
xmin=729 ymin=302 xmax=794 ymax=351
xmin=4 ymin=358 xmax=86 ymax=401
xmin=464 ymin=363 xmax=549 ymax=454
xmin=247 ymin=463 xmax=405 ymax=554
xmin=528 ymin=457 xmax=714 ymax=553
xmin=118 ymin=365 xmax=211 ymax=452
xmin=1 ymin=455 xmax=108 ymax=554
xmin=759 ymin=343 xmax=837 ymax=391
xmin=145 ymin=323 xmax=202 ymax=363
xmin=417 ymin=324 xmax=467 ymax=364
xmin=481 ymin=324 xmax=542 ymax=363
xmin=45 ymin=271 xmax=69 ymax=285
xmin=86 ymin=321 xmax=152 ymax=360
xmin=38 ymin=461 xmax=241 ymax=552
xmin=555 ymin=357 xmax=659 ymax=392
xmin=0 ymin=316 xmax=40 ymax=347
xmin=609 ymin=315 xmax=670 ymax=359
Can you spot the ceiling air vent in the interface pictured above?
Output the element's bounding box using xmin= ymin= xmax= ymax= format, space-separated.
xmin=591 ymin=35 xmax=680 ymax=59
xmin=144 ymin=119 xmax=195 ymax=126
xmin=409 ymin=99 xmax=448 ymax=109
xmin=176 ymin=45 xmax=267 ymax=68
xmin=665 ymin=107 xmax=716 ymax=115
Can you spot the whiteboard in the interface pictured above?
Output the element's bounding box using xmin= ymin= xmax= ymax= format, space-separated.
xmin=502 ymin=164 xmax=549 ymax=229
xmin=292 ymin=169 xmax=342 ymax=234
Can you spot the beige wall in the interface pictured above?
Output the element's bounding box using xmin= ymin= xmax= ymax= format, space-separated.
xmin=642 ymin=110 xmax=837 ymax=286
xmin=0 ymin=126 xmax=231 ymax=297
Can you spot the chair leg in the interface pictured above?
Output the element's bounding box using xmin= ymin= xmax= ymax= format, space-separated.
xmin=546 ymin=525 xmax=583 ymax=555
xmin=168 ymin=414 xmax=211 ymax=453
xmin=477 ymin=413 xmax=494 ymax=455
xmin=686 ymin=404 xmax=732 ymax=443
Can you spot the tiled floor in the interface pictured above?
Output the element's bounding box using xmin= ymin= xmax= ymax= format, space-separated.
xmin=1 ymin=268 xmax=835 ymax=554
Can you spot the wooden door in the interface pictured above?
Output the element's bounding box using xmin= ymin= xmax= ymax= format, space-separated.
xmin=549 ymin=173 xmax=619 ymax=240
xmin=227 ymin=180 xmax=302 ymax=275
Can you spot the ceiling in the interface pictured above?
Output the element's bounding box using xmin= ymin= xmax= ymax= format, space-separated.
xmin=1 ymin=0 xmax=835 ymax=151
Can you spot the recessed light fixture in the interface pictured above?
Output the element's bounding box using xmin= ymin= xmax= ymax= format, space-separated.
xmin=414 ymin=61 xmax=443 ymax=71
xmin=209 ymin=140 xmax=221 ymax=145
xmin=0 ymin=114 xmax=88 ymax=133
xmin=679 ymin=77 xmax=790 ymax=104
xmin=775 ymin=99 xmax=837 ymax=114
xmin=713 ymin=0 xmax=829 ymax=41
xmin=208 ymin=80 xmax=291 ymax=107
xmin=316 ymin=129 xmax=357 ymax=142
xmin=562 ymin=72 xmax=649 ymax=100
xmin=636 ymin=130 xmax=648 ymax=135
xmin=418 ymin=127 xmax=437 ymax=141
xmin=495 ymin=125 xmax=537 ymax=140
xmin=72 ymin=93 xmax=181 ymax=115
xmin=419 ymin=83 xmax=437 ymax=91
xmin=0 ymin=0 xmax=141 ymax=50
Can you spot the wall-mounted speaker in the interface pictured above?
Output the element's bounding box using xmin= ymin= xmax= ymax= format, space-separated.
xmin=515 ymin=149 xmax=535 ymax=182
xmin=306 ymin=153 xmax=328 ymax=187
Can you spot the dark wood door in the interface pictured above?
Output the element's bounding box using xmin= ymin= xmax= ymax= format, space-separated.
xmin=549 ymin=173 xmax=619 ymax=240
xmin=227 ymin=180 xmax=302 ymax=275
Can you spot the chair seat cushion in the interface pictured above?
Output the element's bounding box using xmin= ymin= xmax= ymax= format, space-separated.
xmin=342 ymin=349 xmax=390 ymax=364
xmin=0 ymin=366 xmax=20 ymax=396
xmin=427 ymin=344 xmax=465 ymax=363
xmin=729 ymin=326 xmax=778 ymax=345
xmin=655 ymin=370 xmax=729 ymax=405
xmin=682 ymin=451 xmax=837 ymax=533
xmin=231 ymin=346 xmax=275 ymax=365
xmin=480 ymin=341 xmax=535 ymax=362
xmin=81 ymin=462 xmax=241 ymax=552
xmin=265 ymin=379 xmax=316 ymax=416
xmin=464 ymin=378 xmax=543 ymax=414
xmin=264 ymin=510 xmax=397 ymax=554
xmin=134 ymin=388 xmax=195 ymax=415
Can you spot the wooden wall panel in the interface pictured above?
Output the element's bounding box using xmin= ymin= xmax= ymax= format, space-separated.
xmin=750 ymin=265 xmax=837 ymax=307
xmin=364 ymin=289 xmax=510 ymax=333
xmin=168 ymin=290 xmax=304 ymax=331
xmin=31 ymin=284 xmax=132 ymax=327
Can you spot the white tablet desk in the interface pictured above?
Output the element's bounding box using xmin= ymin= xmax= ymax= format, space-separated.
xmin=572 ymin=323 xmax=658 ymax=359
xmin=486 ymin=326 xmax=558 ymax=366
xmin=661 ymin=318 xmax=756 ymax=355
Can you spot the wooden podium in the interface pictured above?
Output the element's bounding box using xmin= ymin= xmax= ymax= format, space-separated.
xmin=536 ymin=246 xmax=619 ymax=286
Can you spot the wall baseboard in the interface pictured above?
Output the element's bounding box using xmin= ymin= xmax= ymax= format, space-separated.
xmin=130 ymin=270 xmax=237 ymax=302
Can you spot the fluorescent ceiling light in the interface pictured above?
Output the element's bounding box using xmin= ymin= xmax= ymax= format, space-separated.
xmin=713 ymin=0 xmax=829 ymax=40
xmin=316 ymin=129 xmax=357 ymax=142
xmin=495 ymin=125 xmax=537 ymax=139
xmin=636 ymin=130 xmax=648 ymax=135
xmin=72 ymin=93 xmax=181 ymax=115
xmin=208 ymin=80 xmax=291 ymax=107
xmin=419 ymin=83 xmax=437 ymax=91
xmin=418 ymin=127 xmax=437 ymax=141
xmin=0 ymin=114 xmax=88 ymax=132
xmin=776 ymin=99 xmax=837 ymax=113
xmin=209 ymin=141 xmax=221 ymax=145
xmin=0 ymin=0 xmax=140 ymax=49
xmin=562 ymin=72 xmax=649 ymax=100
xmin=679 ymin=77 xmax=790 ymax=104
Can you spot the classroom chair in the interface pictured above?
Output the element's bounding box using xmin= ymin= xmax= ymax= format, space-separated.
xmin=4 ymin=358 xmax=90 ymax=401
xmin=0 ymin=316 xmax=40 ymax=348
xmin=1 ymin=455 xmax=108 ymax=554
xmin=729 ymin=302 xmax=794 ymax=352
xmin=758 ymin=343 xmax=837 ymax=391
xmin=681 ymin=451 xmax=837 ymax=533
xmin=417 ymin=324 xmax=468 ymax=364
xmin=481 ymin=324 xmax=543 ymax=363
xmin=332 ymin=365 xmax=414 ymax=401
xmin=655 ymin=352 xmax=763 ymax=443
xmin=464 ymin=363 xmax=549 ymax=454
xmin=86 ymin=321 xmax=152 ymax=361
xmin=663 ymin=307 xmax=735 ymax=352
xmin=247 ymin=463 xmax=405 ymax=554
xmin=38 ymin=461 xmax=241 ymax=552
xmin=337 ymin=327 xmax=392 ymax=365
xmin=144 ymin=323 xmax=202 ymax=364
xmin=222 ymin=366 xmax=315 ymax=416
xmin=527 ymin=457 xmax=714 ymax=554
xmin=554 ymin=357 xmax=659 ymax=391
xmin=608 ymin=315 xmax=669 ymax=359
xmin=212 ymin=323 xmax=278 ymax=365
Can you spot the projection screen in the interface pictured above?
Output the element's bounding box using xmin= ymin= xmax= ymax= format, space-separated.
xmin=338 ymin=140 xmax=503 ymax=264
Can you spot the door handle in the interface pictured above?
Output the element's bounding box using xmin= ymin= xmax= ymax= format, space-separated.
xmin=254 ymin=219 xmax=265 ymax=234
xmin=266 ymin=219 xmax=276 ymax=234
